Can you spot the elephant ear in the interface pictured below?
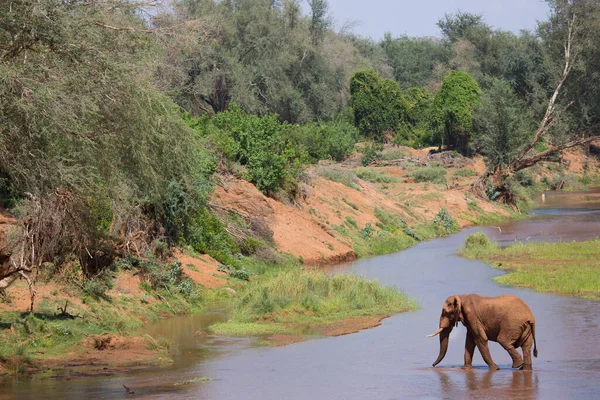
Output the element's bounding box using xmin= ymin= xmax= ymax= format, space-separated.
xmin=453 ymin=296 xmax=462 ymax=326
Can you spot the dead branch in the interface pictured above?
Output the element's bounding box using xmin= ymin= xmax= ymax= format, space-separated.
xmin=511 ymin=135 xmax=600 ymax=172
xmin=56 ymin=300 xmax=81 ymax=319
xmin=511 ymin=12 xmax=577 ymax=169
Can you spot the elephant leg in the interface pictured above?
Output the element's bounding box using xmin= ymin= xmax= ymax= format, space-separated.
xmin=498 ymin=335 xmax=523 ymax=368
xmin=521 ymin=339 xmax=533 ymax=370
xmin=462 ymin=331 xmax=476 ymax=369
xmin=499 ymin=342 xmax=523 ymax=368
xmin=475 ymin=339 xmax=499 ymax=370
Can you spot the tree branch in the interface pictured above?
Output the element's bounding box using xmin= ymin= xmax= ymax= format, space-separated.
xmin=512 ymin=135 xmax=600 ymax=172
xmin=511 ymin=12 xmax=576 ymax=168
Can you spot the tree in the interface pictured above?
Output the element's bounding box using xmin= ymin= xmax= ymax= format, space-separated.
xmin=474 ymin=79 xmax=533 ymax=171
xmin=0 ymin=0 xmax=215 ymax=296
xmin=308 ymin=0 xmax=329 ymax=45
xmin=381 ymin=33 xmax=449 ymax=89
xmin=472 ymin=0 xmax=600 ymax=206
xmin=429 ymin=70 xmax=480 ymax=153
xmin=349 ymin=70 xmax=409 ymax=142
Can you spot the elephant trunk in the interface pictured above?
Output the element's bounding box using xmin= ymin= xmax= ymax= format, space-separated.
xmin=432 ymin=328 xmax=452 ymax=367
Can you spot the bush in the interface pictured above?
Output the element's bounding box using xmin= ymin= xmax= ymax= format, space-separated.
xmin=453 ymin=168 xmax=478 ymax=178
xmin=355 ymin=168 xmax=398 ymax=184
xmin=360 ymin=142 xmax=384 ymax=166
xmin=316 ymin=167 xmax=360 ymax=189
xmin=460 ymin=232 xmax=498 ymax=258
xmin=380 ymin=148 xmax=405 ymax=160
xmin=288 ymin=121 xmax=358 ymax=162
xmin=433 ymin=208 xmax=458 ymax=234
xmin=198 ymin=105 xmax=308 ymax=196
xmin=410 ymin=167 xmax=448 ymax=184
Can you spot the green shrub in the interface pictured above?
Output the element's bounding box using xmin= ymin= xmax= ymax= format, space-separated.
xmin=409 ymin=167 xmax=448 ymax=184
xmin=433 ymin=208 xmax=458 ymax=234
xmin=380 ymin=148 xmax=405 ymax=160
xmin=350 ymin=70 xmax=410 ymax=142
xmin=360 ymin=142 xmax=384 ymax=166
xmin=345 ymin=216 xmax=358 ymax=228
xmin=199 ymin=105 xmax=308 ymax=196
xmin=460 ymin=232 xmax=498 ymax=258
xmin=288 ymin=121 xmax=358 ymax=162
xmin=316 ymin=167 xmax=360 ymax=189
xmin=188 ymin=208 xmax=238 ymax=265
xmin=453 ymin=168 xmax=478 ymax=178
xmin=355 ymin=168 xmax=398 ymax=184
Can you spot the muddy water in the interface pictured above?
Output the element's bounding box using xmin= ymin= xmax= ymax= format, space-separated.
xmin=3 ymin=190 xmax=600 ymax=399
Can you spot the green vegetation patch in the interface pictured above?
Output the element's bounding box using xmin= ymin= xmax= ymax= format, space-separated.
xmin=355 ymin=168 xmax=399 ymax=184
xmin=460 ymin=233 xmax=600 ymax=300
xmin=408 ymin=167 xmax=448 ymax=184
xmin=453 ymin=168 xmax=478 ymax=178
xmin=316 ymin=167 xmax=360 ymax=190
xmin=211 ymin=269 xmax=417 ymax=335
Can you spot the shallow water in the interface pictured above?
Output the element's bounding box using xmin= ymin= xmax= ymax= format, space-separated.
xmin=3 ymin=190 xmax=600 ymax=399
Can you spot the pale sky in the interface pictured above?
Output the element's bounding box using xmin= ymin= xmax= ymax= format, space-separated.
xmin=303 ymin=0 xmax=550 ymax=39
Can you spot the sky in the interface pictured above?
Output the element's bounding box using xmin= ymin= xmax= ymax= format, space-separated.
xmin=302 ymin=0 xmax=550 ymax=39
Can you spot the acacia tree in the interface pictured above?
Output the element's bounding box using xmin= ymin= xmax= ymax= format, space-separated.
xmin=472 ymin=0 xmax=600 ymax=206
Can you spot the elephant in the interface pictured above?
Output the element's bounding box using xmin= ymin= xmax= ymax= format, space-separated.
xmin=428 ymin=294 xmax=538 ymax=370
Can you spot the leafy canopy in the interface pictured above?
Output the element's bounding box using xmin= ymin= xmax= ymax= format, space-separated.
xmin=430 ymin=70 xmax=480 ymax=153
xmin=349 ymin=70 xmax=409 ymax=142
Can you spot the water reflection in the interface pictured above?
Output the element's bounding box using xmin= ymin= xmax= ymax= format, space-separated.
xmin=435 ymin=368 xmax=538 ymax=399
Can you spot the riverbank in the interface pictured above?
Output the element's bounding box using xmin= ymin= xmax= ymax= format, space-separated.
xmin=460 ymin=233 xmax=600 ymax=300
xmin=0 ymin=146 xmax=597 ymax=377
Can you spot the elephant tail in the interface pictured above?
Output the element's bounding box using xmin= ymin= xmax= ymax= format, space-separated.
xmin=529 ymin=321 xmax=538 ymax=358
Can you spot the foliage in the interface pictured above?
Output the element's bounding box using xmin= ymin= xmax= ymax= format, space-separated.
xmin=433 ymin=208 xmax=459 ymax=234
xmin=355 ymin=168 xmax=398 ymax=184
xmin=381 ymin=34 xmax=449 ymax=88
xmin=287 ymin=120 xmax=359 ymax=162
xmin=0 ymin=0 xmax=217 ymax=281
xmin=194 ymin=105 xmax=308 ymax=196
xmin=316 ymin=167 xmax=360 ymax=189
xmin=155 ymin=0 xmax=375 ymax=123
xmin=215 ymin=269 xmax=417 ymax=328
xmin=360 ymin=142 xmax=384 ymax=166
xmin=460 ymin=232 xmax=498 ymax=258
xmin=349 ymin=70 xmax=409 ymax=141
xmin=474 ymin=79 xmax=533 ymax=171
xmin=429 ymin=70 xmax=481 ymax=153
xmin=453 ymin=168 xmax=478 ymax=178
xmin=409 ymin=167 xmax=448 ymax=184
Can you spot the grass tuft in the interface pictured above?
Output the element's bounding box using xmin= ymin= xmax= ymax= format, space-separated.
xmin=211 ymin=269 xmax=418 ymax=335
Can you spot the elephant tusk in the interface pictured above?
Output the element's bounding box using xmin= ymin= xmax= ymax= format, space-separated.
xmin=427 ymin=328 xmax=444 ymax=338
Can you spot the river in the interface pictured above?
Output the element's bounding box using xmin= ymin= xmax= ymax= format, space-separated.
xmin=3 ymin=190 xmax=600 ymax=399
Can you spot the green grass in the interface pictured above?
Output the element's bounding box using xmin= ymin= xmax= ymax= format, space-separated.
xmin=380 ymin=148 xmax=405 ymax=160
xmin=417 ymin=192 xmax=444 ymax=201
xmin=210 ymin=322 xmax=290 ymax=336
xmin=316 ymin=166 xmax=360 ymax=190
xmin=453 ymin=168 xmax=478 ymax=178
xmin=0 ymin=259 xmax=214 ymax=370
xmin=355 ymin=168 xmax=398 ymax=184
xmin=460 ymin=233 xmax=600 ymax=300
xmin=407 ymin=167 xmax=447 ymax=184
xmin=211 ymin=269 xmax=417 ymax=335
xmin=0 ymin=298 xmax=148 ymax=364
